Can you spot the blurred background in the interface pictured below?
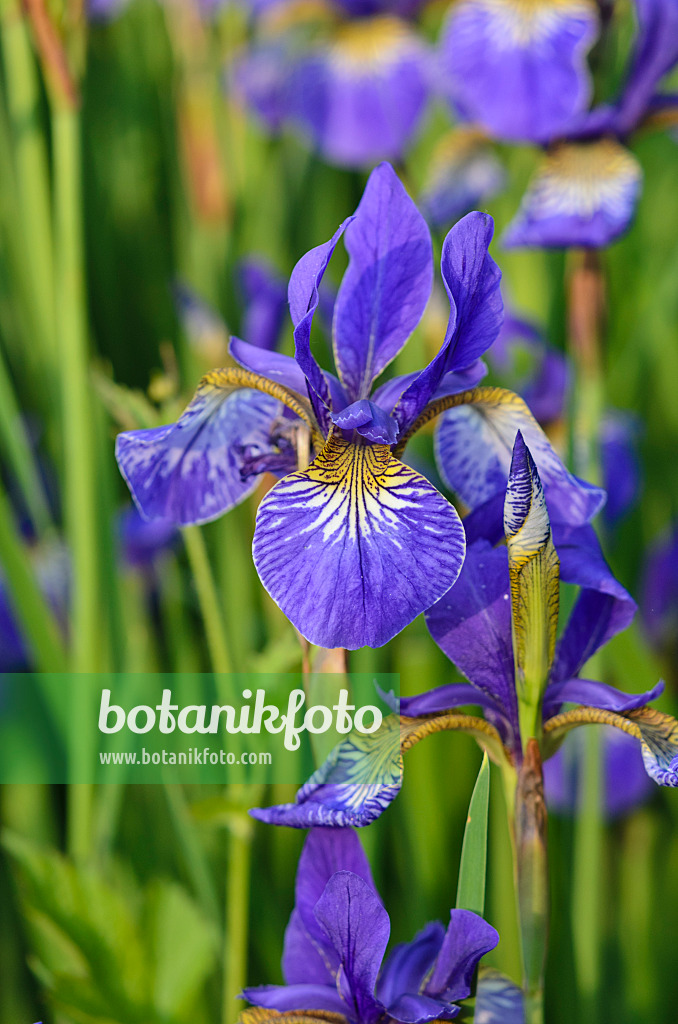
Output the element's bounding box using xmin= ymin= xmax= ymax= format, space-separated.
xmin=1 ymin=0 xmax=678 ymax=1022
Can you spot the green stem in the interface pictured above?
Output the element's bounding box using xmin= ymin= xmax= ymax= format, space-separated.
xmin=0 ymin=483 xmax=66 ymax=671
xmin=53 ymin=106 xmax=99 ymax=674
xmin=514 ymin=740 xmax=549 ymax=1024
xmin=52 ymin=105 xmax=99 ymax=860
xmin=223 ymin=819 xmax=253 ymax=1024
xmin=571 ymin=727 xmax=604 ymax=1020
xmin=1 ymin=0 xmax=56 ymax=364
xmin=183 ymin=524 xmax=233 ymax=674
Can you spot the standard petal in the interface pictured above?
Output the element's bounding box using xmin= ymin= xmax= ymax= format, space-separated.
xmin=283 ymin=828 xmax=377 ymax=986
xmin=439 ymin=0 xmax=598 ymax=142
xmin=394 ymin=214 xmax=503 ymax=432
xmin=504 ymin=433 xmax=560 ymax=698
xmin=377 ymin=922 xmax=445 ymax=1008
xmin=332 ymin=162 xmax=432 ymax=400
xmin=503 ymin=140 xmax=643 ymax=249
xmin=551 ymin=522 xmax=637 ymax=682
xmin=116 ymin=377 xmax=280 ymax=526
xmin=423 ymin=542 xmax=518 ymax=743
xmin=474 ymin=969 xmax=526 ymax=1024
xmin=252 ymin=433 xmax=466 ymax=649
xmin=434 ymin=386 xmax=605 ymax=525
xmin=288 ymin=19 xmax=430 ymax=168
xmin=424 ymin=909 xmax=499 ymax=1003
xmin=250 ymin=714 xmax=403 ymax=828
xmin=314 ymin=872 xmax=390 ymax=1024
xmin=289 ymin=219 xmax=354 ymax=430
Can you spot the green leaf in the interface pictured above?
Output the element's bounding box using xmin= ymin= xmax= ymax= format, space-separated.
xmin=456 ymin=752 xmax=491 ymax=918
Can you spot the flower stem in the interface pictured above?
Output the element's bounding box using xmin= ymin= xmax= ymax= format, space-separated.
xmin=222 ymin=815 xmax=254 ymax=1024
xmin=183 ymin=524 xmax=233 ymax=675
xmin=515 ymin=740 xmax=549 ymax=1024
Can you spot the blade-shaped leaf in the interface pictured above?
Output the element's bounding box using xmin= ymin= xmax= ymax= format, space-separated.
xmin=456 ymin=751 xmax=491 ymax=917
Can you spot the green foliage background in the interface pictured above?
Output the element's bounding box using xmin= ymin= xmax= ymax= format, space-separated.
xmin=0 ymin=1 xmax=677 ymax=1022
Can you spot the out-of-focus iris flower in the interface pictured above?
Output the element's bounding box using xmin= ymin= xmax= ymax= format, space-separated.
xmin=233 ymin=0 xmax=432 ymax=166
xmin=116 ymin=164 xmax=602 ymax=650
xmin=488 ymin=313 xmax=570 ymax=426
xmin=252 ymin=435 xmax=678 ymax=828
xmin=239 ymin=827 xmax=501 ymax=1024
xmin=420 ymin=128 xmax=506 ymax=231
xmin=600 ymin=412 xmax=641 ymax=529
xmin=543 ymin=725 xmax=655 ymax=819
xmin=0 ymin=543 xmax=70 ymax=672
xmin=642 ymin=526 xmax=678 ymax=653
xmin=439 ymin=0 xmax=600 ymax=144
xmin=441 ymin=0 xmax=678 ymax=247
xmin=117 ymin=505 xmax=178 ymax=570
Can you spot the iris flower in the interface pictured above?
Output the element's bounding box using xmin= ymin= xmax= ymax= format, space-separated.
xmin=240 ymin=827 xmax=503 ymax=1024
xmin=439 ymin=0 xmax=600 ymax=144
xmin=252 ymin=434 xmax=678 ymax=828
xmin=234 ymin=0 xmax=432 ymax=166
xmin=503 ymin=0 xmax=678 ymax=247
xmin=440 ymin=0 xmax=678 ymax=248
xmin=117 ymin=164 xmax=602 ymax=650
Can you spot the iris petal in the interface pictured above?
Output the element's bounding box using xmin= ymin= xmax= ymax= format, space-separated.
xmin=474 ymin=968 xmax=526 ymax=1024
xmin=424 ymin=909 xmax=499 ymax=1004
xmin=250 ymin=714 xmax=404 ymax=828
xmin=433 ymin=386 xmax=605 ymax=525
xmin=333 ymin=162 xmax=432 ymax=401
xmin=423 ymin=543 xmax=517 ymax=745
xmin=252 ymin=433 xmax=466 ymax=649
xmin=116 ymin=378 xmax=280 ymax=527
xmin=439 ymin=0 xmax=598 ymax=142
xmin=314 ymin=872 xmax=390 ymax=1024
xmin=289 ymin=219 xmax=354 ymax=432
xmin=394 ymin=214 xmax=503 ymax=432
xmin=503 ymin=140 xmax=642 ymax=249
xmin=289 ymin=19 xmax=430 ymax=167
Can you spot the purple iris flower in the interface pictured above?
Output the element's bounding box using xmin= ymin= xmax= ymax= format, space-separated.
xmin=501 ymin=0 xmax=678 ymax=248
xmin=641 ymin=525 xmax=678 ymax=653
xmin=438 ymin=0 xmax=600 ymax=144
xmin=543 ymin=725 xmax=655 ymax=820
xmin=233 ymin=0 xmax=432 ymax=167
xmin=241 ymin=827 xmax=500 ymax=1024
xmin=252 ymin=435 xmax=677 ymax=829
xmin=116 ymin=164 xmax=603 ymax=651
